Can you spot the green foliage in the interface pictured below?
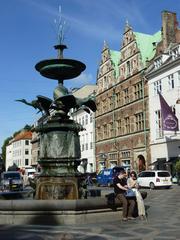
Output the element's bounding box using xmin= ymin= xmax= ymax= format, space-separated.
xmin=24 ymin=124 xmax=32 ymax=130
xmin=13 ymin=130 xmax=21 ymax=138
xmin=1 ymin=136 xmax=13 ymax=161
xmin=175 ymin=160 xmax=180 ymax=173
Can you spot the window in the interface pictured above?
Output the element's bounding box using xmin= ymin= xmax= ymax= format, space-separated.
xmin=110 ymin=96 xmax=113 ymax=110
xmin=82 ymin=117 xmax=84 ymax=126
xmin=25 ymin=159 xmax=29 ymax=166
xmin=109 ymin=122 xmax=114 ymax=137
xmin=168 ymin=74 xmax=174 ymax=90
xmin=115 ymin=92 xmax=121 ymax=107
xmin=127 ymin=61 xmax=131 ymax=75
xmin=82 ymin=135 xmax=85 ymax=151
xmin=147 ymin=172 xmax=155 ymax=177
xmin=81 ymin=144 xmax=84 ymax=151
xmin=104 ymin=76 xmax=108 ymax=89
xmin=124 ymin=88 xmax=129 ymax=104
xmin=116 ymin=119 xmax=122 ymax=135
xmin=154 ymin=57 xmax=162 ymax=69
xmin=125 ymin=117 xmax=130 ymax=134
xmin=25 ymin=140 xmax=29 ymax=145
xmin=138 ymin=171 xmax=155 ymax=177
xmin=85 ymin=115 xmax=88 ymax=125
xmin=96 ymin=126 xmax=102 ymax=141
xmin=109 ymin=153 xmax=118 ymax=160
xmin=172 ymin=47 xmax=180 ymax=59
xmin=135 ymin=112 xmax=144 ymax=131
xmin=134 ymin=82 xmax=143 ymax=99
xmin=121 ymin=151 xmax=130 ymax=158
xmin=154 ymin=80 xmax=162 ymax=95
xmin=158 ymin=171 xmax=170 ymax=177
xmin=90 ymin=132 xmax=93 ymax=149
xmin=155 ymin=110 xmax=163 ymax=138
xmin=85 ymin=133 xmax=88 ymax=150
xmin=90 ymin=113 xmax=93 ymax=123
xmin=103 ymin=124 xmax=108 ymax=138
xmin=25 ymin=149 xmax=29 ymax=155
xmin=121 ymin=160 xmax=130 ymax=168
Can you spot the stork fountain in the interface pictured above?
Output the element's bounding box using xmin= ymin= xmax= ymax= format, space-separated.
xmin=16 ymin=11 xmax=96 ymax=200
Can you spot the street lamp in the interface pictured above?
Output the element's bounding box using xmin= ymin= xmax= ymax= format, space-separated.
xmin=99 ymin=153 xmax=108 ymax=169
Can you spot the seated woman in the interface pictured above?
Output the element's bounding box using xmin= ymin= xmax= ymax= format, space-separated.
xmin=113 ymin=169 xmax=136 ymax=221
xmin=127 ymin=171 xmax=146 ymax=220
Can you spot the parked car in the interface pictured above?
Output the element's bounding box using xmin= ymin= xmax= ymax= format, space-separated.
xmin=137 ymin=170 xmax=172 ymax=189
xmin=25 ymin=167 xmax=36 ymax=180
xmin=0 ymin=171 xmax=24 ymax=192
xmin=97 ymin=166 xmax=124 ymax=186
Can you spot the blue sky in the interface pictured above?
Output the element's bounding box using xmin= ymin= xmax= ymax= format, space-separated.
xmin=1 ymin=0 xmax=180 ymax=150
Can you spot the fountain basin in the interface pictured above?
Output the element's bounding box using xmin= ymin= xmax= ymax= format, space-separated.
xmin=35 ymin=59 xmax=86 ymax=80
xmin=0 ymin=198 xmax=122 ymax=225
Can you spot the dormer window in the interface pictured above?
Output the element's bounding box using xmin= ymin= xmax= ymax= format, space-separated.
xmin=154 ymin=57 xmax=162 ymax=69
xmin=172 ymin=46 xmax=180 ymax=59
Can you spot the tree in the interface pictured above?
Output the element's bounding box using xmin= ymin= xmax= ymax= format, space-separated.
xmin=24 ymin=124 xmax=32 ymax=131
xmin=13 ymin=130 xmax=21 ymax=138
xmin=175 ymin=160 xmax=180 ymax=185
xmin=175 ymin=160 xmax=180 ymax=175
xmin=1 ymin=136 xmax=13 ymax=162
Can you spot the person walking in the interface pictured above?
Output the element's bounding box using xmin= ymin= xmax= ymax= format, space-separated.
xmin=113 ymin=169 xmax=136 ymax=221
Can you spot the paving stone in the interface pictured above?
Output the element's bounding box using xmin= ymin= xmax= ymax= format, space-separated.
xmin=1 ymin=186 xmax=180 ymax=239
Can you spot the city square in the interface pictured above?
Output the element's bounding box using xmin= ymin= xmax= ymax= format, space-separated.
xmin=0 ymin=185 xmax=180 ymax=240
xmin=0 ymin=1 xmax=180 ymax=239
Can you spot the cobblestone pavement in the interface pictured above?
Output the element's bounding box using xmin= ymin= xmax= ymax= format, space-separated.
xmin=0 ymin=185 xmax=180 ymax=240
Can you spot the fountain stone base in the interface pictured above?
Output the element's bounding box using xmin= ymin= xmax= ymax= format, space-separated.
xmin=35 ymin=176 xmax=85 ymax=200
xmin=34 ymin=117 xmax=86 ymax=200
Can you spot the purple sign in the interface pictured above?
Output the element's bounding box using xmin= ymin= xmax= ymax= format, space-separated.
xmin=159 ymin=92 xmax=179 ymax=131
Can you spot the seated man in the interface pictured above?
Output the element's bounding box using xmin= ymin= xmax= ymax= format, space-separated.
xmin=113 ymin=169 xmax=136 ymax=221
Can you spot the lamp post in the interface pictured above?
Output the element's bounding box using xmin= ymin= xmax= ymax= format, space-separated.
xmin=99 ymin=153 xmax=108 ymax=170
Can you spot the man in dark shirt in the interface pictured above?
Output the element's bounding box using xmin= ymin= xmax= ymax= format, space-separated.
xmin=113 ymin=169 xmax=136 ymax=221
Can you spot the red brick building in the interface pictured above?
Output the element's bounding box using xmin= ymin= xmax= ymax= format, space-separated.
xmin=95 ymin=11 xmax=180 ymax=173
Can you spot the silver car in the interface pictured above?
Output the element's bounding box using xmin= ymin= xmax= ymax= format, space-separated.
xmin=0 ymin=171 xmax=23 ymax=192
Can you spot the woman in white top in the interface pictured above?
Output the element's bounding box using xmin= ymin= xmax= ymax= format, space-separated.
xmin=127 ymin=171 xmax=146 ymax=220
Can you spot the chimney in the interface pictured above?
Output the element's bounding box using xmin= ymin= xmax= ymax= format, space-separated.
xmin=161 ymin=10 xmax=178 ymax=49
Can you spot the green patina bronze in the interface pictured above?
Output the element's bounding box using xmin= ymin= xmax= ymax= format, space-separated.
xmin=16 ymin=8 xmax=96 ymax=200
xmin=16 ymin=42 xmax=96 ymax=200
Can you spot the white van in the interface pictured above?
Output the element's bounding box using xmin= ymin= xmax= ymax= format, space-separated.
xmin=137 ymin=170 xmax=172 ymax=189
xmin=25 ymin=168 xmax=36 ymax=179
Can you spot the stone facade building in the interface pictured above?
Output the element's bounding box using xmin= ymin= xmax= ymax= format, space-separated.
xmin=6 ymin=130 xmax=32 ymax=170
xmin=95 ymin=11 xmax=180 ymax=173
xmin=70 ymin=85 xmax=97 ymax=173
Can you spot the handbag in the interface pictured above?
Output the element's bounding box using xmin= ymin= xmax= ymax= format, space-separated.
xmin=125 ymin=189 xmax=136 ymax=197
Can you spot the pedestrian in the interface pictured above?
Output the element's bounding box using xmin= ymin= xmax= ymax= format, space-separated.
xmin=127 ymin=171 xmax=146 ymax=220
xmin=113 ymin=169 xmax=136 ymax=221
